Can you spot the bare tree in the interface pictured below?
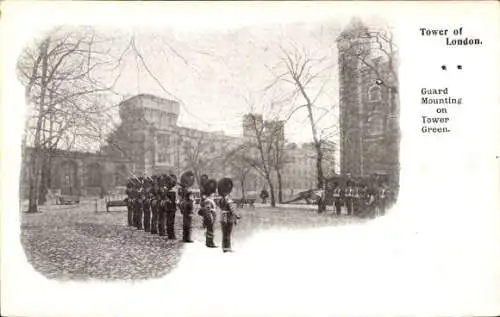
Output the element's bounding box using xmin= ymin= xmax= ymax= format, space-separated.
xmin=17 ymin=26 xmax=123 ymax=212
xmin=226 ymin=156 xmax=252 ymax=200
xmin=181 ymin=132 xmax=230 ymax=186
xmin=265 ymin=42 xmax=337 ymax=212
xmin=266 ymin=120 xmax=290 ymax=204
xmin=230 ymin=112 xmax=278 ymax=208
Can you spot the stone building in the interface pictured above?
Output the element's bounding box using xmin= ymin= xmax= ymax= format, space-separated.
xmin=280 ymin=142 xmax=336 ymax=198
xmin=20 ymin=94 xmax=238 ymax=199
xmin=20 ymin=94 xmax=337 ymax=201
xmin=20 ymin=147 xmax=131 ymax=198
xmin=336 ymin=19 xmax=400 ymax=184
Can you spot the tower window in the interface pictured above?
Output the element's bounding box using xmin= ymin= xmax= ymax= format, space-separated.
xmin=368 ymin=85 xmax=382 ymax=102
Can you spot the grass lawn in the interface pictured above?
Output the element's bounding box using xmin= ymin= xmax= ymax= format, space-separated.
xmin=21 ymin=200 xmax=366 ymax=281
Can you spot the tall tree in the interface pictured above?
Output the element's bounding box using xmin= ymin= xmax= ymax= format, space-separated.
xmin=182 ymin=131 xmax=233 ymax=186
xmin=17 ymin=26 xmax=123 ymax=212
xmin=266 ymin=120 xmax=289 ymax=203
xmin=266 ymin=43 xmax=337 ymax=212
xmin=226 ymin=156 xmax=252 ymax=200
xmin=232 ymin=112 xmax=278 ymax=208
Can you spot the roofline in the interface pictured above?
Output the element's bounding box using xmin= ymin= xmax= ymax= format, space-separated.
xmin=121 ymin=94 xmax=180 ymax=106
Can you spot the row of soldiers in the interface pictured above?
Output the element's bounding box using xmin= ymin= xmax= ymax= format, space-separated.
xmin=331 ymin=181 xmax=396 ymax=217
xmin=125 ymin=171 xmax=240 ymax=252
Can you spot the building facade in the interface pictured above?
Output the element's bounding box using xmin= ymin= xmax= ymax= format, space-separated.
xmin=20 ymin=94 xmax=337 ymax=201
xmin=20 ymin=147 xmax=131 ymax=198
xmin=102 ymin=94 xmax=237 ymax=179
xmin=337 ymin=19 xmax=400 ymax=184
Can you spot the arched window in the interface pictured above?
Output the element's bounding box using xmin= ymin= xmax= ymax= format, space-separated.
xmin=87 ymin=163 xmax=102 ymax=187
xmin=368 ymin=85 xmax=382 ymax=102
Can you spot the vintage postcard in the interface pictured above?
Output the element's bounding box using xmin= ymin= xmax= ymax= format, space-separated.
xmin=1 ymin=1 xmax=499 ymax=317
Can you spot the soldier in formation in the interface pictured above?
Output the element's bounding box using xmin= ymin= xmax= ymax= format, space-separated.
xmin=125 ymin=179 xmax=136 ymax=227
xmin=218 ymin=178 xmax=240 ymax=253
xmin=142 ymin=176 xmax=153 ymax=232
xmin=123 ymin=171 xmax=241 ymax=252
xmin=327 ymin=178 xmax=395 ymax=218
xmin=198 ymin=176 xmax=218 ymax=248
xmin=179 ymin=189 xmax=194 ymax=243
xmin=332 ymin=182 xmax=343 ymax=216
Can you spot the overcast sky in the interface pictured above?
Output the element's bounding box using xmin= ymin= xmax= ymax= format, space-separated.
xmin=103 ymin=20 xmax=343 ymax=144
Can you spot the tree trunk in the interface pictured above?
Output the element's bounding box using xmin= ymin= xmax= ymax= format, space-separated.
xmin=315 ymin=145 xmax=326 ymax=213
xmin=276 ymin=167 xmax=283 ymax=204
xmin=27 ymin=150 xmax=40 ymax=213
xmin=240 ymin=179 xmax=246 ymax=200
xmin=266 ymin=175 xmax=276 ymax=208
xmin=27 ymin=38 xmax=50 ymax=213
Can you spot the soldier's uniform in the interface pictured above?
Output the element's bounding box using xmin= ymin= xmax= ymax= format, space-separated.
xmin=157 ymin=174 xmax=173 ymax=236
xmin=166 ymin=184 xmax=178 ymax=239
xmin=133 ymin=177 xmax=145 ymax=230
xmin=142 ymin=177 xmax=153 ymax=232
xmin=332 ymin=182 xmax=344 ymax=216
xmin=362 ymin=184 xmax=376 ymax=218
xmin=198 ymin=177 xmax=217 ymax=247
xmin=357 ymin=184 xmax=369 ymax=217
xmin=180 ymin=190 xmax=194 ymax=243
xmin=199 ymin=198 xmax=217 ymax=247
xmin=376 ymin=184 xmax=388 ymax=216
xmin=218 ymin=178 xmax=240 ymax=253
xmin=345 ymin=182 xmax=355 ymax=216
xmin=125 ymin=179 xmax=135 ymax=227
xmin=150 ymin=175 xmax=160 ymax=234
xmin=352 ymin=183 xmax=362 ymax=216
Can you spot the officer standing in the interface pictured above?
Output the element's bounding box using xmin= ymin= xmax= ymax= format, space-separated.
xmin=125 ymin=178 xmax=135 ymax=227
xmin=353 ymin=182 xmax=362 ymax=216
xmin=218 ymin=178 xmax=240 ymax=253
xmin=134 ymin=177 xmax=145 ymax=230
xmin=142 ymin=176 xmax=153 ymax=232
xmin=377 ymin=182 xmax=388 ymax=216
xmin=345 ymin=181 xmax=355 ymax=216
xmin=333 ymin=182 xmax=344 ymax=216
xmin=157 ymin=174 xmax=172 ymax=236
xmin=165 ymin=174 xmax=179 ymax=240
xmin=150 ymin=175 xmax=160 ymax=234
xmin=180 ymin=190 xmax=194 ymax=243
xmin=198 ymin=178 xmax=218 ymax=248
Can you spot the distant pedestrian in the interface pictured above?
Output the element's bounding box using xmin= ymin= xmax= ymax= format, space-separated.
xmin=260 ymin=188 xmax=269 ymax=204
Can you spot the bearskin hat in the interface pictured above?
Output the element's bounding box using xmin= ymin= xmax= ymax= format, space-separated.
xmin=169 ymin=174 xmax=178 ymax=184
xmin=199 ymin=174 xmax=209 ymax=195
xmin=165 ymin=175 xmax=177 ymax=190
xmin=217 ymin=177 xmax=233 ymax=196
xmin=200 ymin=174 xmax=209 ymax=185
xmin=204 ymin=179 xmax=217 ymax=195
xmin=180 ymin=171 xmax=195 ymax=188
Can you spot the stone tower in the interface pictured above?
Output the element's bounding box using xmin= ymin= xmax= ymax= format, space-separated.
xmin=337 ymin=18 xmax=400 ymax=183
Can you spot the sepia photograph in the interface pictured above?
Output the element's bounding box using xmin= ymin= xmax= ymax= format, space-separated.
xmin=17 ymin=15 xmax=400 ymax=281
